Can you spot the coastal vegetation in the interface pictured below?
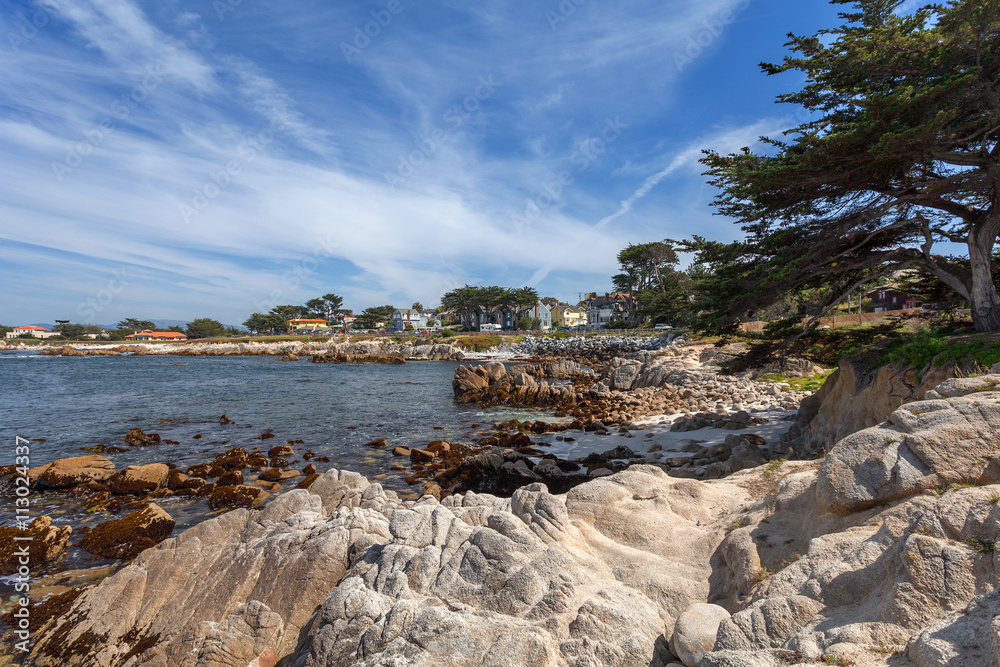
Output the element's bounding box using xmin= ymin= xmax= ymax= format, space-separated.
xmin=697 ymin=0 xmax=1000 ymax=334
xmin=440 ymin=285 xmax=539 ymax=330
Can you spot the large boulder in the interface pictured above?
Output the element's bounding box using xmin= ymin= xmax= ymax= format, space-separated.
xmin=452 ymin=364 xmax=493 ymax=400
xmin=817 ymin=392 xmax=1000 ymax=514
xmin=108 ymin=463 xmax=170 ymax=496
xmin=796 ymin=357 xmax=956 ymax=453
xmin=29 ymin=455 xmax=116 ymax=489
xmin=78 ymin=503 xmax=176 ymax=559
xmin=907 ymin=589 xmax=1000 ymax=666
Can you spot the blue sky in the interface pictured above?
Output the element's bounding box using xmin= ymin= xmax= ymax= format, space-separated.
xmin=0 ymin=0 xmax=846 ymax=325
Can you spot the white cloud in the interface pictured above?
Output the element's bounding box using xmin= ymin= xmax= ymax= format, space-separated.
xmin=0 ymin=0 xmax=781 ymax=320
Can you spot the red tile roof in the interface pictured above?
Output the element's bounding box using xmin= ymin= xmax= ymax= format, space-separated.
xmin=125 ymin=330 xmax=188 ymax=340
xmin=15 ymin=325 xmax=50 ymax=331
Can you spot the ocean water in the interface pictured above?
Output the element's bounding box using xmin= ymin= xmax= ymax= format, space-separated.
xmin=0 ymin=351 xmax=511 ymax=480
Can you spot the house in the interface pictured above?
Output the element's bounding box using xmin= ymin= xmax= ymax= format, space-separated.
xmin=391 ymin=309 xmax=441 ymax=331
xmin=585 ymin=293 xmax=637 ymax=326
xmin=125 ymin=330 xmax=188 ymax=341
xmin=287 ymin=318 xmax=328 ymax=333
xmin=6 ymin=325 xmax=59 ymax=339
xmin=551 ymin=304 xmax=587 ymax=328
xmin=868 ymin=289 xmax=921 ymax=312
xmin=507 ymin=302 xmax=552 ymax=330
xmin=334 ymin=313 xmax=357 ymax=328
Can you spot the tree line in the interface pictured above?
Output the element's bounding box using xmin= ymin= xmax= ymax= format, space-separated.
xmin=440 ymin=286 xmax=540 ymax=330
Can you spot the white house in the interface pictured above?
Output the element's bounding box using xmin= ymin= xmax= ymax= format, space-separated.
xmin=391 ymin=309 xmax=441 ymax=331
xmin=6 ymin=325 xmax=59 ymax=339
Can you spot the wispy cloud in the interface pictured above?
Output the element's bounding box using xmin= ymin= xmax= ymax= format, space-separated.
xmin=0 ymin=0 xmax=826 ymax=323
xmin=596 ymin=119 xmax=787 ymax=229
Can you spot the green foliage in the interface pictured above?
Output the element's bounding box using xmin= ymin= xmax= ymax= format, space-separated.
xmin=304 ymin=294 xmax=344 ymax=320
xmin=411 ymin=302 xmax=423 ymax=312
xmin=243 ymin=313 xmax=287 ymax=335
xmin=55 ymin=323 xmax=86 ymax=339
xmin=612 ymin=241 xmax=678 ymax=294
xmin=606 ymin=319 xmax=631 ymax=330
xmin=611 ymin=240 xmax=705 ymax=326
xmin=270 ymin=304 xmax=309 ymax=320
xmin=699 ymin=0 xmax=1000 ymax=333
xmin=967 ymin=539 xmax=995 ymax=554
xmin=356 ymin=305 xmax=395 ymax=329
xmin=883 ymin=328 xmax=1000 ymax=369
xmin=439 ymin=328 xmax=455 ymax=338
xmin=517 ymin=316 xmax=532 ymax=330
xmin=454 ymin=335 xmax=503 ymax=352
xmin=117 ymin=318 xmax=155 ymax=334
xmin=761 ymin=370 xmax=835 ymax=392
xmin=441 ymin=285 xmax=538 ymax=330
xmin=718 ymin=317 xmax=910 ymax=373
xmin=185 ymin=318 xmax=226 ymax=339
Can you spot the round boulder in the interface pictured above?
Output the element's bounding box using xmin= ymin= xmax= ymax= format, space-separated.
xmin=670 ymin=603 xmax=731 ymax=667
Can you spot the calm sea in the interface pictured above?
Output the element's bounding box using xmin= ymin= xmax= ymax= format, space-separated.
xmin=0 ymin=351 xmax=513 ymax=481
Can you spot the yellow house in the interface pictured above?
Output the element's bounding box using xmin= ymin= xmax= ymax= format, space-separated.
xmin=551 ymin=305 xmax=587 ymax=328
xmin=287 ymin=318 xmax=328 ymax=332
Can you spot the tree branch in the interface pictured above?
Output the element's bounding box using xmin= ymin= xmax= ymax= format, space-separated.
xmin=917 ymin=216 xmax=972 ymax=301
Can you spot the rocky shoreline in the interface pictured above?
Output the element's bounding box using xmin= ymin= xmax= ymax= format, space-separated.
xmin=11 ymin=370 xmax=1000 ymax=666
xmin=5 ymin=338 xmax=997 ymax=665
xmin=2 ymin=332 xmax=679 ymax=362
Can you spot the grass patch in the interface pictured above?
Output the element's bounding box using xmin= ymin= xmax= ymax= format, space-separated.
xmin=751 ymin=566 xmax=773 ymax=586
xmin=883 ymin=327 xmax=1000 ymax=370
xmin=762 ymin=370 xmax=835 ymax=392
xmin=453 ymin=335 xmax=504 ymax=352
xmin=967 ymin=539 xmax=995 ymax=554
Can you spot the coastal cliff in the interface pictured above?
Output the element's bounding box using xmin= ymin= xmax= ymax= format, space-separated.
xmin=796 ymin=356 xmax=957 ymax=454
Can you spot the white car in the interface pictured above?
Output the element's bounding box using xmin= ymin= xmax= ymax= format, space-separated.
xmin=654 ymin=323 xmax=672 ymax=330
xmin=479 ymin=324 xmax=502 ymax=332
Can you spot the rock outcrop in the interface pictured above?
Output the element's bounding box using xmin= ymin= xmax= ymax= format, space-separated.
xmin=796 ymin=356 xmax=956 ymax=453
xmin=28 ymin=467 xmax=744 ymax=666
xmin=817 ymin=380 xmax=1000 ymax=514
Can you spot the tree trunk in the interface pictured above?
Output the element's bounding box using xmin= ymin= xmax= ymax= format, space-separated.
xmin=968 ymin=224 xmax=1000 ymax=332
